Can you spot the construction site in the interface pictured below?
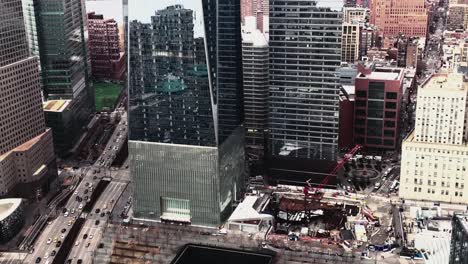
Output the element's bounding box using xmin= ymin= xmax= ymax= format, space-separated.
xmin=91 ymin=145 xmax=408 ymax=263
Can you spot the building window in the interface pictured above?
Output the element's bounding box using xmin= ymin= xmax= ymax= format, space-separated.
xmin=368 ymin=81 xmax=385 ymax=99
xmin=386 ymin=92 xmax=397 ymax=99
xmin=385 ymin=102 xmax=397 ymax=109
xmin=356 ymin=90 xmax=367 ymax=97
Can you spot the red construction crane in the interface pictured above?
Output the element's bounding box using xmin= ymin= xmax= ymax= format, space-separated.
xmin=304 ymin=145 xmax=362 ymax=200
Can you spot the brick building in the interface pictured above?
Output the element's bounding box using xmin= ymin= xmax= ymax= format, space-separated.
xmin=354 ymin=64 xmax=404 ymax=150
xmin=0 ymin=0 xmax=56 ymax=199
xmin=371 ymin=0 xmax=428 ymax=38
xmin=87 ymin=12 xmax=125 ymax=81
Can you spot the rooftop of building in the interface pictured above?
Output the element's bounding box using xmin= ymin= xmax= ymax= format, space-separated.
xmin=242 ymin=16 xmax=268 ymax=47
xmin=422 ymin=73 xmax=467 ymax=92
xmin=43 ymin=100 xmax=71 ymax=112
xmin=0 ymin=199 xmax=22 ymax=222
xmin=357 ymin=67 xmax=403 ymax=81
xmin=404 ymin=130 xmax=468 ymax=147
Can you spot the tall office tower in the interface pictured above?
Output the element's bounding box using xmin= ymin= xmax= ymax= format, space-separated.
xmin=123 ymin=0 xmax=128 ymax=52
xmin=35 ymin=0 xmax=95 ymax=154
xmin=354 ymin=64 xmax=404 ymax=150
xmin=343 ymin=7 xmax=367 ymax=24
xmin=447 ymin=3 xmax=468 ymax=30
xmin=360 ymin=26 xmax=376 ymax=58
xmin=450 ymin=214 xmax=468 ymax=264
xmin=400 ymin=73 xmax=468 ymax=204
xmin=371 ymin=0 xmax=428 ymax=38
xmin=0 ymin=0 xmax=56 ymax=198
xmin=242 ymin=17 xmax=269 ymax=160
xmin=21 ymin=0 xmax=40 ymax=57
xmin=342 ymin=23 xmax=360 ymax=63
xmin=268 ymin=0 xmax=343 ymax=184
xmin=87 ymin=12 xmax=125 ymax=81
xmin=129 ymin=2 xmax=244 ymax=226
xmin=242 ymin=0 xmax=255 ymax=22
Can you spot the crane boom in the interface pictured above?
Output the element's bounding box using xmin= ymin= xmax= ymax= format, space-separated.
xmin=304 ymin=145 xmax=362 ymax=198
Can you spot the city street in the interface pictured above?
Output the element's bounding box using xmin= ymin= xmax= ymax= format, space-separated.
xmin=25 ymin=110 xmax=129 ymax=264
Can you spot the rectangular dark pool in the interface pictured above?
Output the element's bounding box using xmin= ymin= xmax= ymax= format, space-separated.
xmin=171 ymin=244 xmax=274 ymax=264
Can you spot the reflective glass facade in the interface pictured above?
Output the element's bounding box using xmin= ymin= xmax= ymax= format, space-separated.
xmin=129 ymin=0 xmax=244 ymax=226
xmin=36 ymin=0 xmax=94 ymax=127
xmin=269 ymin=0 xmax=343 ymax=161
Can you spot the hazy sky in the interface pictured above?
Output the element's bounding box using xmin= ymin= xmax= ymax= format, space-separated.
xmin=86 ymin=0 xmax=123 ymax=23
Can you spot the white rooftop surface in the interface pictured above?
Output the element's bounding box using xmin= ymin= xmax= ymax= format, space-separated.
xmin=242 ymin=16 xmax=268 ymax=47
xmin=342 ymin=85 xmax=355 ymax=95
xmin=413 ymin=220 xmax=452 ymax=264
xmin=367 ymin=71 xmax=400 ymax=80
xmin=228 ymin=195 xmax=273 ymax=222
xmin=0 ymin=199 xmax=22 ymax=221
xmin=423 ymin=74 xmax=466 ymax=92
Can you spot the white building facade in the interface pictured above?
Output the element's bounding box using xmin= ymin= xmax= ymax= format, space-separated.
xmin=400 ymin=73 xmax=468 ymax=204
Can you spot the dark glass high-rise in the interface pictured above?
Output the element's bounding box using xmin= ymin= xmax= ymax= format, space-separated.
xmin=128 ymin=0 xmax=244 ymax=226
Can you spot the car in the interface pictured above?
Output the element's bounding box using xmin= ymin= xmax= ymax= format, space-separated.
xmin=50 ymin=250 xmax=56 ymax=257
xmin=36 ymin=257 xmax=41 ymax=263
xmin=86 ymin=242 xmax=91 ymax=248
xmin=62 ymin=208 xmax=67 ymax=213
xmin=77 ymin=260 xmax=83 ymax=264
xmin=89 ymin=234 xmax=94 ymax=239
xmin=46 ymin=238 xmax=52 ymax=244
xmin=53 ymin=237 xmax=58 ymax=243
xmin=100 ymin=212 xmax=105 ymax=217
xmin=85 ymin=182 xmax=89 ymax=187
xmin=56 ymin=241 xmax=61 ymax=247
xmin=374 ymin=182 xmax=381 ymax=190
xmin=83 ymin=234 xmax=88 ymax=239
xmin=110 ymin=199 xmax=114 ymax=203
xmin=64 ymin=212 xmax=68 ymax=217
xmin=74 ymin=241 xmax=80 ymax=246
xmin=61 ymin=228 xmax=66 ymax=233
xmin=89 ymin=183 xmax=93 ymax=188
xmin=74 ymin=190 xmax=78 ymax=195
xmin=71 ymin=208 xmax=75 ymax=214
xmin=79 ymin=203 xmax=83 ymax=209
xmin=90 ymin=187 xmax=93 ymax=192
xmin=84 ymin=195 xmax=89 ymax=201
xmin=61 ymin=234 xmax=65 ymax=239
xmin=95 ymin=208 xmax=100 ymax=214
xmin=93 ymin=176 xmax=97 ymax=180
xmin=103 ymin=204 xmax=107 ymax=209
xmin=84 ymin=189 xmax=88 ymax=194
xmin=68 ymin=220 xmax=72 ymax=226
xmin=95 ymin=220 xmax=100 ymax=225
xmin=44 ymin=252 xmax=49 ymax=259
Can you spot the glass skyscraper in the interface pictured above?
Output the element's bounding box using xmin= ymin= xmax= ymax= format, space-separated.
xmin=35 ymin=0 xmax=94 ymax=132
xmin=129 ymin=0 xmax=244 ymax=226
xmin=267 ymin=0 xmax=343 ymax=183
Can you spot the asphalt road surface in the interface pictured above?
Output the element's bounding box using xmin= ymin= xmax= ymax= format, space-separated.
xmin=25 ymin=111 xmax=129 ymax=264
